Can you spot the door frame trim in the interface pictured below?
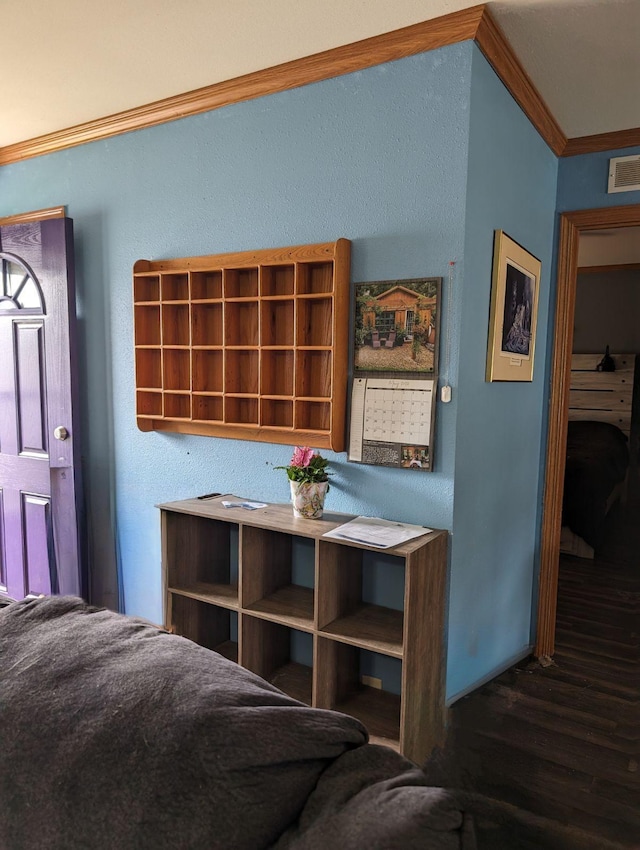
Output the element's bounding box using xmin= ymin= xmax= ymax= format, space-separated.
xmin=536 ymin=202 xmax=640 ymax=657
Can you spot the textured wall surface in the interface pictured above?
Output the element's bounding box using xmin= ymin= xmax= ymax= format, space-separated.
xmin=0 ymin=40 xmax=562 ymax=700
xmin=446 ymin=45 xmax=558 ymax=701
xmin=557 ymin=145 xmax=640 ymax=213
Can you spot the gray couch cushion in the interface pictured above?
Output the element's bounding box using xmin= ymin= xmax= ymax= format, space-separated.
xmin=0 ymin=596 xmax=475 ymax=850
xmin=0 ymin=596 xmax=365 ymax=850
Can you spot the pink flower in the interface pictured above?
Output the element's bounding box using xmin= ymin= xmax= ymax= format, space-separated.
xmin=291 ymin=446 xmax=315 ymax=468
xmin=275 ymin=446 xmax=330 ymax=486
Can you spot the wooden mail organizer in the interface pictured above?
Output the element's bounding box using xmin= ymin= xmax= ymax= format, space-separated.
xmin=134 ymin=240 xmax=350 ymax=450
xmin=160 ymin=495 xmax=448 ymax=764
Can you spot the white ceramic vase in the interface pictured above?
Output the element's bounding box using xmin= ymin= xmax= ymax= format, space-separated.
xmin=289 ymin=480 xmax=328 ymax=519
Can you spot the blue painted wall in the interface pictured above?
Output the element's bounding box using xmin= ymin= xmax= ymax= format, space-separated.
xmin=446 ymin=46 xmax=558 ymax=700
xmin=558 ymin=145 xmax=640 ymax=212
xmin=0 ymin=40 xmax=561 ymax=701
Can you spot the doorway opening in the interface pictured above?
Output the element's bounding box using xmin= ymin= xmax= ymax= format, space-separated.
xmin=536 ymin=204 xmax=640 ymax=657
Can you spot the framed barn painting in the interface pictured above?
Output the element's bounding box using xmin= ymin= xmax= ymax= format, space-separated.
xmin=353 ymin=277 xmax=440 ymax=374
xmin=486 ymin=230 xmax=541 ymax=382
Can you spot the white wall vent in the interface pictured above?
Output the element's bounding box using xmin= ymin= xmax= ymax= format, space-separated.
xmin=608 ymin=154 xmax=640 ymax=193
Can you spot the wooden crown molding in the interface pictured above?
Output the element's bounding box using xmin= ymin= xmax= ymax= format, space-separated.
xmin=0 ymin=206 xmax=66 ymax=225
xmin=562 ymin=127 xmax=640 ymax=157
xmin=474 ymin=11 xmax=566 ymax=156
xmin=0 ymin=5 xmax=483 ymax=166
xmin=0 ymin=4 xmax=568 ymax=166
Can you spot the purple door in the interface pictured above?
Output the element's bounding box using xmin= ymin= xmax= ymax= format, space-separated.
xmin=0 ymin=218 xmax=83 ymax=600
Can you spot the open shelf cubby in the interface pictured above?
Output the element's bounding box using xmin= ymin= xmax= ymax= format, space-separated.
xmin=160 ymin=496 xmax=448 ymax=764
xmin=170 ymin=595 xmax=239 ymax=663
xmin=316 ymin=638 xmax=402 ymax=749
xmin=317 ymin=541 xmax=405 ymax=657
xmin=163 ymin=392 xmax=191 ymax=419
xmin=225 ymin=396 xmax=259 ymax=425
xmin=261 ymin=350 xmax=294 ymax=396
xmin=136 ymin=390 xmax=162 ymax=417
xmin=191 ymin=270 xmax=222 ymax=300
xmin=134 ymin=274 xmax=160 ymax=303
xmin=241 ymin=526 xmax=315 ymax=630
xmin=261 ymin=265 xmax=294 ymax=297
xmin=297 ymin=262 xmax=334 ymax=294
xmin=133 ymin=240 xmax=349 ymax=449
xmin=297 ymin=297 xmax=333 ymax=347
xmin=164 ymin=511 xmax=239 ymax=606
xmin=134 ymin=305 xmax=161 ymax=346
xmin=225 ymin=350 xmax=259 ymax=394
xmin=192 ymin=394 xmax=223 ymax=422
xmin=261 ymin=399 xmax=294 ymax=428
xmin=161 ymin=273 xmax=189 ymax=302
xmin=191 ymin=304 xmax=223 ymax=346
xmin=135 ymin=349 xmax=162 ymax=389
xmin=192 ymin=349 xmax=223 ymax=393
xmin=163 ymin=349 xmax=190 ymax=391
xmin=295 ymin=400 xmax=331 ymax=432
xmin=296 ymin=351 xmax=332 ymax=398
xmin=224 ymin=267 xmax=259 ymax=299
xmin=261 ymin=299 xmax=294 ymax=346
xmin=162 ymin=304 xmax=190 ymax=346
xmin=224 ymin=301 xmax=259 ymax=345
xmin=243 ymin=618 xmax=314 ymax=706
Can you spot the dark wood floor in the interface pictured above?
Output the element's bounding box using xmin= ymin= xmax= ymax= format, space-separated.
xmin=435 ymin=501 xmax=639 ymax=849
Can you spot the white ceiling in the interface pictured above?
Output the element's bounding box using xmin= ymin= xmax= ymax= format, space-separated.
xmin=3 ymin=0 xmax=639 ymax=150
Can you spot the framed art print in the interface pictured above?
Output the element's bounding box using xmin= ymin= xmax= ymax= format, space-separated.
xmin=486 ymin=230 xmax=541 ymax=382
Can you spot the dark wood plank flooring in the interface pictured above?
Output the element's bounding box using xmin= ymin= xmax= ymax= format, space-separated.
xmin=433 ymin=501 xmax=639 ymax=849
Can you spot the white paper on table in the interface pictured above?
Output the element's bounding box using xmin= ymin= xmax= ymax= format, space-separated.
xmin=221 ymin=500 xmax=267 ymax=510
xmin=323 ymin=516 xmax=432 ymax=549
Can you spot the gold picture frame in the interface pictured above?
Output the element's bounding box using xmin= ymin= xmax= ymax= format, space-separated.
xmin=486 ymin=230 xmax=541 ymax=382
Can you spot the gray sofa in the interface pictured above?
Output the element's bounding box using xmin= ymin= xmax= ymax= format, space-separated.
xmin=0 ymin=596 xmax=476 ymax=850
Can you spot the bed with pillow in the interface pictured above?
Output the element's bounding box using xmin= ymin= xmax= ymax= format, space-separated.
xmin=0 ymin=596 xmax=476 ymax=850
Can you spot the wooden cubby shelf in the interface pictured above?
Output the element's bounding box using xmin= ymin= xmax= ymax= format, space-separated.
xmin=160 ymin=496 xmax=448 ymax=764
xmin=134 ymin=240 xmax=350 ymax=449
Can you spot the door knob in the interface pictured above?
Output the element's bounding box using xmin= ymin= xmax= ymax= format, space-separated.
xmin=54 ymin=426 xmax=69 ymax=441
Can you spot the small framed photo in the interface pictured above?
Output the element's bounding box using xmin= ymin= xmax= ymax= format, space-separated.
xmin=486 ymin=230 xmax=541 ymax=382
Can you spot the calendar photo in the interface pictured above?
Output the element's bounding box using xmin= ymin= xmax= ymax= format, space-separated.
xmin=401 ymin=446 xmax=430 ymax=469
xmin=353 ymin=278 xmax=441 ymax=374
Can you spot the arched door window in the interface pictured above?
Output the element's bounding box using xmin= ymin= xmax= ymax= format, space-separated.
xmin=0 ymin=254 xmax=45 ymax=314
